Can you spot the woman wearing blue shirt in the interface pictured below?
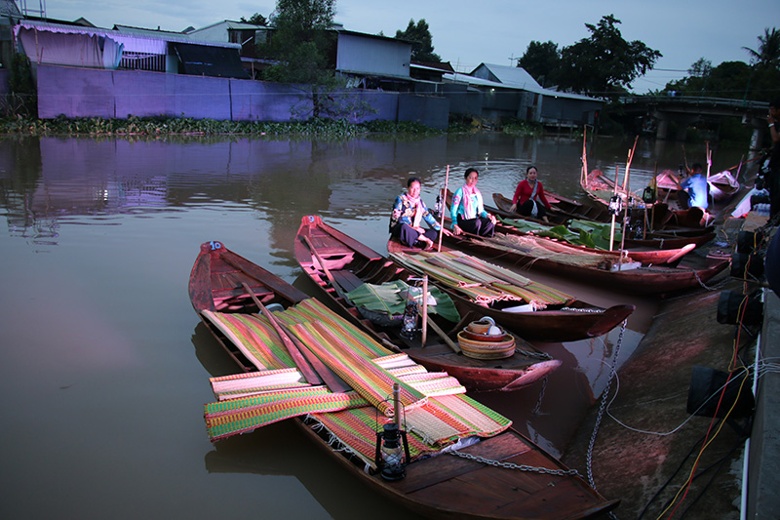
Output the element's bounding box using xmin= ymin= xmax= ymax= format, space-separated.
xmin=450 ymin=168 xmax=496 ymax=237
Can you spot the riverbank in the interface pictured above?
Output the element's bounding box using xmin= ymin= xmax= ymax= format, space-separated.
xmin=563 ymin=210 xmax=777 ymax=519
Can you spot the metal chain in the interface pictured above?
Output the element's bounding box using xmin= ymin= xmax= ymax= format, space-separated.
xmin=448 ymin=450 xmax=582 ymax=478
xmin=532 ymin=375 xmax=549 ymax=415
xmin=515 ymin=348 xmax=552 ymax=360
xmin=561 ymin=307 xmax=602 ymax=313
xmin=586 ymin=319 xmax=627 ymax=489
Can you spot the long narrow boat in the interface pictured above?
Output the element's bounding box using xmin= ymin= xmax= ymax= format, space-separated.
xmin=189 ymin=240 xmax=619 ymax=519
xmin=492 ymin=192 xmax=711 ymax=237
xmin=490 ymin=191 xmax=610 ymax=224
xmin=438 ymin=229 xmax=730 ymax=296
xmin=296 ymin=215 xmax=634 ymax=343
xmin=477 ymin=212 xmax=698 ymax=266
xmin=491 ymin=194 xmax=716 ymax=251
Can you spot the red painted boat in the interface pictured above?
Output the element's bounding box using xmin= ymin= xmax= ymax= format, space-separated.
xmin=438 ymin=230 xmax=729 ymax=296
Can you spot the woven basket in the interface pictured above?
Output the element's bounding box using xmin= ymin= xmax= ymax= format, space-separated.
xmin=457 ymin=330 xmax=516 ymax=360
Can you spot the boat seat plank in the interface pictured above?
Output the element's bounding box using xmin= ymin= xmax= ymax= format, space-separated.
xmin=330 ymin=270 xmax=364 ymax=294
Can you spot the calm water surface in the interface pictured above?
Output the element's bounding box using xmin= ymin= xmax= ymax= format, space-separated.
xmin=0 ymin=133 xmax=748 ymax=519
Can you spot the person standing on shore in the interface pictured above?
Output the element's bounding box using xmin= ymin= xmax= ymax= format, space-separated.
xmin=509 ymin=165 xmax=552 ymax=222
xmin=678 ymin=163 xmax=709 ymax=210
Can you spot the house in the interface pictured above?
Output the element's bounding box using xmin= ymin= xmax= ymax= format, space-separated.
xmin=444 ymin=62 xmax=603 ymax=128
xmin=14 ymin=18 xmax=247 ymax=78
xmin=185 ymin=20 xmax=270 ymax=79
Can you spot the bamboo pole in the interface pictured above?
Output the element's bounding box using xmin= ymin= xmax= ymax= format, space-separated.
xmin=618 ymin=138 xmax=638 ymax=258
xmin=420 ymin=275 xmax=428 ymax=346
xmin=609 ymin=165 xmax=620 ymax=251
xmin=437 ymin=165 xmax=450 ymax=252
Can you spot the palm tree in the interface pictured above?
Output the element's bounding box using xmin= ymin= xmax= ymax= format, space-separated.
xmin=743 ymin=27 xmax=780 ymax=70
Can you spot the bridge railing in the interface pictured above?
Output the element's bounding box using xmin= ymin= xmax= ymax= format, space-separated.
xmin=619 ymin=95 xmax=768 ymax=111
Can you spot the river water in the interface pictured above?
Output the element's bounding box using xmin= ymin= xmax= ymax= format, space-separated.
xmin=0 ymin=133 xmax=748 ymax=519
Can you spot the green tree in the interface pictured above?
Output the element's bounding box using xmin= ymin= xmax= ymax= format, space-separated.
xmin=395 ymin=19 xmax=441 ymax=63
xmin=517 ymin=41 xmax=560 ymax=87
xmin=688 ymin=58 xmax=713 ymax=78
xmin=240 ymin=13 xmax=267 ymax=26
xmin=262 ymin=0 xmax=337 ymax=85
xmin=743 ymin=27 xmax=780 ymax=70
xmin=557 ymin=14 xmax=661 ymax=97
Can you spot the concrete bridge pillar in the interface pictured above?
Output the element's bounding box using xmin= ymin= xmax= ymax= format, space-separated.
xmin=750 ymin=116 xmax=766 ymax=151
xmin=656 ymin=117 xmax=669 ymax=140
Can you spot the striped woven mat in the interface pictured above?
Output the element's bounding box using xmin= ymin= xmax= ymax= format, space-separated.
xmin=202 ymin=298 xmax=511 ymax=454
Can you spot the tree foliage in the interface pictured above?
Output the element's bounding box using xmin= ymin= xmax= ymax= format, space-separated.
xmin=662 ymin=27 xmax=780 ymax=101
xmin=261 ymin=0 xmax=337 ymax=85
xmin=518 ymin=15 xmax=661 ymax=98
xmin=743 ymin=27 xmax=780 ymax=70
xmin=395 ymin=19 xmax=441 ymax=63
xmin=240 ymin=13 xmax=267 ymax=26
xmin=517 ymin=41 xmax=560 ymax=87
xmin=558 ymin=15 xmax=661 ymax=96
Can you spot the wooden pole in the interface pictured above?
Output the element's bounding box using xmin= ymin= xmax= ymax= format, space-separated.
xmin=609 ymin=165 xmax=620 ymax=251
xmin=437 ymin=165 xmax=450 ymax=252
xmin=618 ymin=138 xmax=638 ymax=256
xmin=420 ymin=275 xmax=428 ymax=346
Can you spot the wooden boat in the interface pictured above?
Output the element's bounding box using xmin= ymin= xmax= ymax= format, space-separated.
xmin=490 ymin=192 xmax=610 ymax=224
xmin=491 ymin=191 xmax=712 ymax=238
xmin=438 ymin=229 xmax=729 ymax=296
xmin=297 ymin=215 xmax=634 ymax=343
xmin=707 ymin=170 xmax=740 ymax=202
xmin=292 ymin=219 xmax=561 ymax=392
xmin=495 ymin=219 xmax=695 ymax=266
xmin=189 ymin=240 xmax=619 ymax=519
xmin=655 ymin=169 xmax=740 ymax=203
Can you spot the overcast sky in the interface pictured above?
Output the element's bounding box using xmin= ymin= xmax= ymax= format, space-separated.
xmin=41 ymin=0 xmax=779 ymax=93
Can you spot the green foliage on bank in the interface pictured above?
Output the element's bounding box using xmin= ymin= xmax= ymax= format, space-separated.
xmin=0 ymin=115 xmax=445 ymax=138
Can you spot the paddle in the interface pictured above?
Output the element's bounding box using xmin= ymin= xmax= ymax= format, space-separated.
xmin=242 ymin=282 xmax=351 ymax=395
xmin=301 ymin=234 xmax=350 ymax=301
xmin=420 ymin=275 xmax=428 ymax=346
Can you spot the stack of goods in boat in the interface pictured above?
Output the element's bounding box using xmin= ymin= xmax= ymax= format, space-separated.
xmin=456 ymin=317 xmax=517 ymax=359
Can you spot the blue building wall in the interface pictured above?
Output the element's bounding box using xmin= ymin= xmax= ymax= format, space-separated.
xmin=34 ymin=64 xmax=449 ymax=129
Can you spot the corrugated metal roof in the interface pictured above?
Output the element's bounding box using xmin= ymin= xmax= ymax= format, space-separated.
xmin=14 ymin=20 xmax=240 ymax=48
xmin=446 ymin=63 xmax=600 ymax=102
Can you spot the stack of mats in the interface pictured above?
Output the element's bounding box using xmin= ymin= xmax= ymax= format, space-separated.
xmin=201 ymin=299 xmax=511 ymax=469
xmin=390 ymin=249 xmax=573 ymax=306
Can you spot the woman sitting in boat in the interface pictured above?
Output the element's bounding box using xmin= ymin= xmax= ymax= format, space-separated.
xmin=451 ymin=168 xmax=497 ymax=237
xmin=390 ymin=177 xmax=445 ymax=250
xmin=509 ymin=165 xmax=552 ymax=222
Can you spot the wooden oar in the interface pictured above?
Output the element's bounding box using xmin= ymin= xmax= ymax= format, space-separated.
xmin=240 ymin=282 xmax=322 ymax=385
xmin=242 ymin=282 xmax=350 ymax=393
xmin=301 ymin=234 xmax=349 ymax=300
xmin=425 ymin=315 xmax=461 ymax=353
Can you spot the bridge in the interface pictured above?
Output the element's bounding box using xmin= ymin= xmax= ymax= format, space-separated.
xmin=618 ymin=95 xmax=770 ymax=147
